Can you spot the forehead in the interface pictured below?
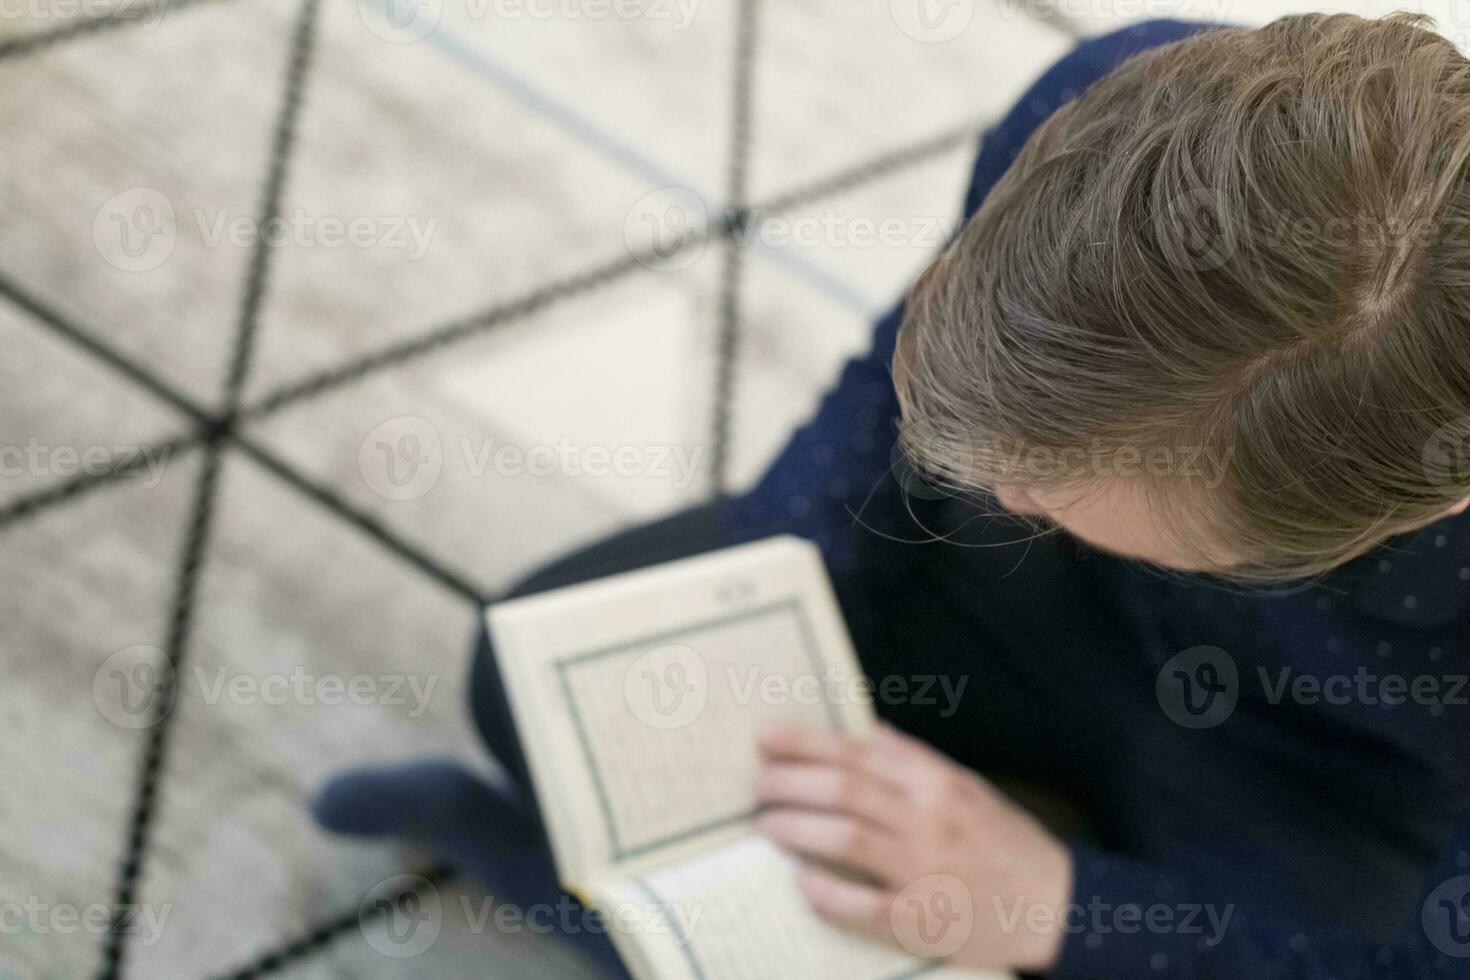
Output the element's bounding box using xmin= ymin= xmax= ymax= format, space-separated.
xmin=1022 ymin=477 xmax=1227 ymax=571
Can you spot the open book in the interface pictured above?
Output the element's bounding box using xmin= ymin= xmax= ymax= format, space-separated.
xmin=487 ymin=536 xmax=1012 ymax=980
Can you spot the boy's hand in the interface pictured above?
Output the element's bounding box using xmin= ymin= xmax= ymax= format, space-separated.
xmin=754 ymin=722 xmax=1072 ymax=973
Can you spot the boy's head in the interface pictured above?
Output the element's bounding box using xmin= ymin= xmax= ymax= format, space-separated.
xmin=895 ymin=12 xmax=1470 ymax=581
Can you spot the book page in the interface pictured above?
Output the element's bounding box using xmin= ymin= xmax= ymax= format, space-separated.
xmin=591 ymin=835 xmax=1012 ymax=980
xmin=555 ymin=598 xmax=872 ymax=868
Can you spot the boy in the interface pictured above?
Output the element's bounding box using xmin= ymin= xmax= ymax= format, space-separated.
xmin=316 ymin=14 xmax=1470 ymax=976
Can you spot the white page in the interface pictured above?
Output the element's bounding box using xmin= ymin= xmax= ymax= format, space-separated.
xmin=596 ymin=835 xmax=1012 ymax=980
xmin=490 ymin=536 xmax=872 ymax=884
xmin=558 ymin=598 xmax=867 ymax=863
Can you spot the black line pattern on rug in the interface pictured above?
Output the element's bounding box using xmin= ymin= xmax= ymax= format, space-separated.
xmin=0 ymin=0 xmax=1081 ymax=975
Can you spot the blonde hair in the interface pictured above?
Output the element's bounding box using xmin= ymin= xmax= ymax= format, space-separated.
xmin=896 ymin=12 xmax=1470 ymax=581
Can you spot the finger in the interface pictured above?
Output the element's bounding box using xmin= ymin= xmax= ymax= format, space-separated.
xmin=756 ymin=725 xmax=857 ymax=766
xmin=867 ymin=722 xmax=975 ymax=801
xmin=754 ymin=762 xmax=911 ymax=831
xmin=871 ymin=721 xmax=939 ymax=761
xmin=793 ymin=861 xmax=891 ymax=937
xmin=756 ymin=809 xmax=905 ymax=883
xmin=757 ymin=725 xmax=917 ymax=799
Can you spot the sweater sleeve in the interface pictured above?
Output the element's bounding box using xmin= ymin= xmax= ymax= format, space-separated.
xmin=725 ymin=19 xmax=1215 ymax=570
xmin=1051 ymin=833 xmax=1470 ymax=979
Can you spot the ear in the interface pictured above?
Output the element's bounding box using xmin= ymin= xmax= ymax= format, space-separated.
xmin=1448 ymin=498 xmax=1470 ymax=516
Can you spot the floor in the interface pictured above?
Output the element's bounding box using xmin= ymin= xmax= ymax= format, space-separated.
xmin=0 ymin=0 xmax=1464 ymax=977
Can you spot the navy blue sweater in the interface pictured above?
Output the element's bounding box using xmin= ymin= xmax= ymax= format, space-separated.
xmin=726 ymin=19 xmax=1470 ymax=979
